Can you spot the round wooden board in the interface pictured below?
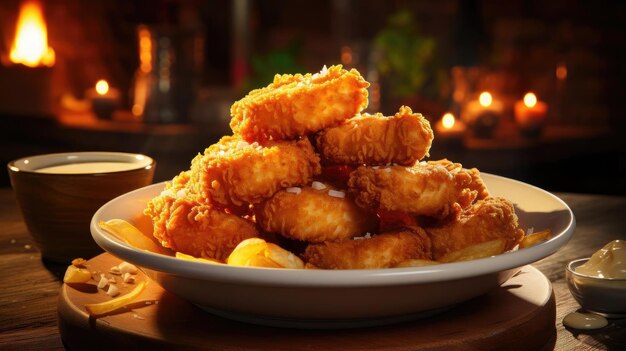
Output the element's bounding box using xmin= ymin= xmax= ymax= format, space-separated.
xmin=58 ymin=253 xmax=556 ymax=351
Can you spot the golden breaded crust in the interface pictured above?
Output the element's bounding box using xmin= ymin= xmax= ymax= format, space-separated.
xmin=255 ymin=183 xmax=377 ymax=243
xmin=145 ymin=187 xmax=258 ymax=261
xmin=427 ymin=159 xmax=489 ymax=205
xmin=348 ymin=164 xmax=461 ymax=219
xmin=230 ymin=65 xmax=369 ymax=141
xmin=467 ymin=168 xmax=490 ymax=201
xmin=316 ymin=106 xmax=433 ymax=166
xmin=303 ymin=227 xmax=432 ymax=269
xmin=190 ymin=136 xmax=321 ymax=207
xmin=426 ymin=197 xmax=524 ymax=259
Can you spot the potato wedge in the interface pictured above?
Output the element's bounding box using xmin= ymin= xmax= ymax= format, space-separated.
xmin=227 ymin=238 xmax=303 ymax=269
xmin=246 ymin=254 xmax=283 ymax=268
xmin=265 ymin=243 xmax=305 ymax=269
xmin=395 ymin=259 xmax=440 ymax=268
xmin=85 ymin=281 xmax=146 ymax=316
xmin=226 ymin=238 xmax=268 ymax=266
xmin=439 ymin=239 xmax=507 ymax=263
xmin=520 ymin=229 xmax=552 ymax=249
xmin=63 ymin=265 xmax=92 ymax=283
xmin=175 ymin=252 xmax=222 ymax=264
xmin=99 ymin=219 xmax=165 ymax=254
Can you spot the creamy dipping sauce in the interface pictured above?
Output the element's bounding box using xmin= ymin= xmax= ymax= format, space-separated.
xmin=575 ymin=240 xmax=626 ymax=279
xmin=36 ymin=162 xmax=140 ymax=174
xmin=563 ymin=312 xmax=608 ymax=330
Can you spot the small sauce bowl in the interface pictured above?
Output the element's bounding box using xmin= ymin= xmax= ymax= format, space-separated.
xmin=566 ymin=258 xmax=626 ymax=318
xmin=8 ymin=152 xmax=155 ymax=263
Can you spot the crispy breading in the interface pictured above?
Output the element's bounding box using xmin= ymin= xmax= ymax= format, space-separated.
xmin=428 ymin=159 xmax=490 ymax=202
xmin=141 ymin=64 xmax=526 ymax=270
xmin=254 ymin=183 xmax=377 ymax=243
xmin=316 ymin=106 xmax=433 ymax=166
xmin=230 ymin=65 xmax=369 ymax=142
xmin=302 ymin=227 xmax=432 ymax=269
xmin=190 ymin=136 xmax=321 ymax=208
xmin=144 ymin=172 xmax=259 ymax=261
xmin=348 ymin=163 xmax=476 ymax=219
xmin=467 ymin=168 xmax=490 ymax=201
xmin=426 ymin=197 xmax=525 ymax=260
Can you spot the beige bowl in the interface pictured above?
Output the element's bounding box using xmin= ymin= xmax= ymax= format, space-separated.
xmin=91 ymin=174 xmax=575 ymax=328
xmin=566 ymin=258 xmax=626 ymax=317
xmin=8 ymin=152 xmax=155 ymax=263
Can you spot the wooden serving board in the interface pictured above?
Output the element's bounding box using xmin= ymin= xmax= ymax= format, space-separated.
xmin=58 ymin=253 xmax=556 ymax=351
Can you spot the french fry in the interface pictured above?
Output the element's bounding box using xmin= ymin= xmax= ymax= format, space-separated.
xmin=63 ymin=265 xmax=92 ymax=283
xmin=520 ymin=229 xmax=552 ymax=249
xmin=439 ymin=239 xmax=507 ymax=263
xmin=227 ymin=238 xmax=304 ymax=269
xmin=99 ymin=219 xmax=165 ymax=254
xmin=395 ymin=259 xmax=440 ymax=268
xmin=85 ymin=281 xmax=146 ymax=316
xmin=175 ymin=252 xmax=222 ymax=264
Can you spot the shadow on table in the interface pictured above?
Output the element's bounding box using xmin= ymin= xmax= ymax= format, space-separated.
xmin=42 ymin=257 xmax=72 ymax=280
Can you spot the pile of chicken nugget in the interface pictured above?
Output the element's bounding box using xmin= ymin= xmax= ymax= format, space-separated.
xmin=144 ymin=65 xmax=531 ymax=270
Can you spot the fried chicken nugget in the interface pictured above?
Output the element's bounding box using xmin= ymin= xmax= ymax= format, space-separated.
xmin=426 ymin=197 xmax=525 ymax=260
xmin=348 ymin=163 xmax=476 ymax=219
xmin=230 ymin=65 xmax=369 ymax=141
xmin=302 ymin=227 xmax=432 ymax=269
xmin=428 ymin=159 xmax=490 ymax=201
xmin=144 ymin=171 xmax=259 ymax=261
xmin=190 ymin=136 xmax=321 ymax=208
xmin=255 ymin=182 xmax=377 ymax=243
xmin=316 ymin=106 xmax=434 ymax=166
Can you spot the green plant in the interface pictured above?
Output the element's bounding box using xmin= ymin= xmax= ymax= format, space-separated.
xmin=374 ymin=10 xmax=443 ymax=99
xmin=243 ymin=40 xmax=305 ymax=92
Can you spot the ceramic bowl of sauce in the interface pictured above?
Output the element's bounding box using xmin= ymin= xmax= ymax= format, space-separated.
xmin=566 ymin=240 xmax=626 ymax=318
xmin=8 ymin=152 xmax=155 ymax=263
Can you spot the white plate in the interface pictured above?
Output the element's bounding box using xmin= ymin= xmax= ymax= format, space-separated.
xmin=90 ymin=173 xmax=575 ymax=328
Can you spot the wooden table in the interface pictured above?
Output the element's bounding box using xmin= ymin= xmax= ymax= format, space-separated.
xmin=0 ymin=187 xmax=624 ymax=350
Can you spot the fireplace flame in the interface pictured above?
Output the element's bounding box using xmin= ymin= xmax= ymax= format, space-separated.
xmin=9 ymin=1 xmax=55 ymax=67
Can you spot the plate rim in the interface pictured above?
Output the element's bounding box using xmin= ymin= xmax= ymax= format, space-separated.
xmin=90 ymin=173 xmax=575 ymax=288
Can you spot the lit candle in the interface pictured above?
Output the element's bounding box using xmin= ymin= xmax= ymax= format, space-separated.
xmin=87 ymin=79 xmax=120 ymax=119
xmin=514 ymin=92 xmax=548 ymax=137
xmin=462 ymin=91 xmax=503 ymax=138
xmin=435 ymin=112 xmax=466 ymax=141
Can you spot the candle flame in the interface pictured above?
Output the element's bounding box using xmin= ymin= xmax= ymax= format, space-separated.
xmin=138 ymin=26 xmax=152 ymax=73
xmin=96 ymin=80 xmax=109 ymax=95
xmin=479 ymin=92 xmax=492 ymax=107
xmin=442 ymin=113 xmax=455 ymax=129
xmin=556 ymin=63 xmax=567 ymax=80
xmin=524 ymin=93 xmax=537 ymax=108
xmin=9 ymin=1 xmax=55 ymax=67
xmin=341 ymin=46 xmax=353 ymax=66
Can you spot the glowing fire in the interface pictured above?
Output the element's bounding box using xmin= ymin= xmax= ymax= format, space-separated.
xmin=95 ymin=80 xmax=110 ymax=95
xmin=479 ymin=92 xmax=492 ymax=107
xmin=523 ymin=93 xmax=537 ymax=108
xmin=9 ymin=1 xmax=54 ymax=67
xmin=442 ymin=113 xmax=456 ymax=129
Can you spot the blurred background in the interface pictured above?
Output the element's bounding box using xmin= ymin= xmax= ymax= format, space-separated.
xmin=0 ymin=0 xmax=624 ymax=194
